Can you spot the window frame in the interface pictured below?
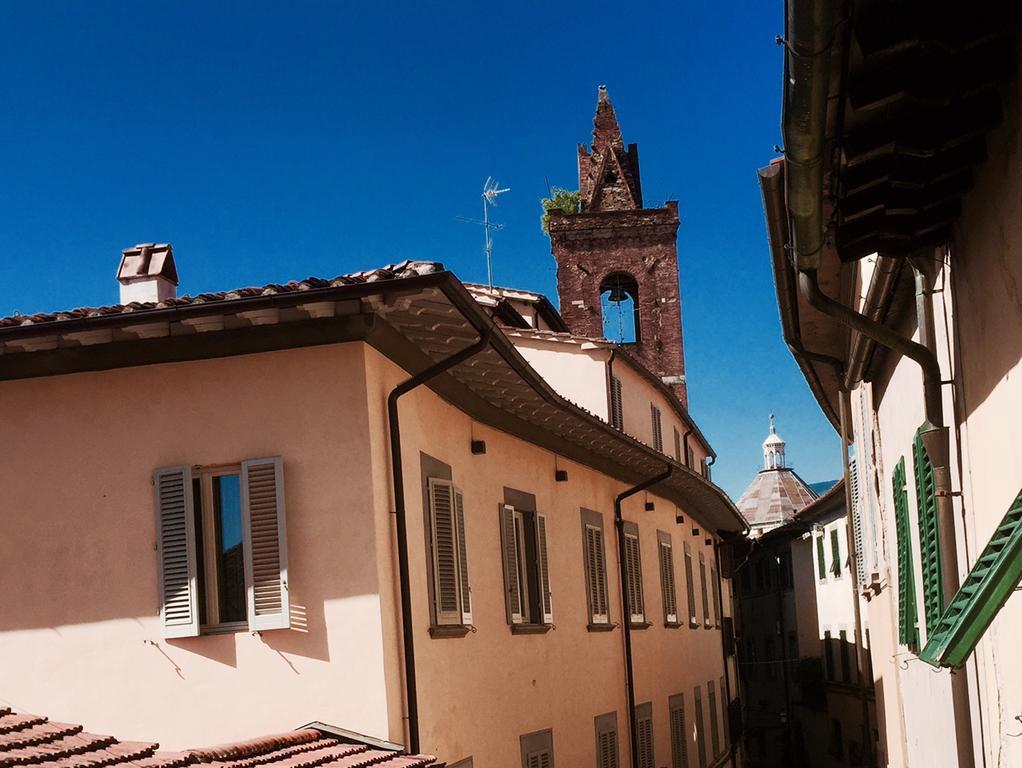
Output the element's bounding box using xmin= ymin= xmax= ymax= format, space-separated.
xmin=501 ymin=489 xmax=553 ymax=631
xmin=194 ymin=464 xmax=247 ymax=633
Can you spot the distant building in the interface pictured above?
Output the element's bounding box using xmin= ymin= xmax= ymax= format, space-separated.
xmin=735 ymin=417 xmax=817 ymax=537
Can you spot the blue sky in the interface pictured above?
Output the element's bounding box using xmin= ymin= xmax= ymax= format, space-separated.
xmin=0 ymin=1 xmax=840 ymax=498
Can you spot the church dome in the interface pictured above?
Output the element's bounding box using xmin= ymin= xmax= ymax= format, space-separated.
xmin=736 ymin=415 xmax=818 ymax=535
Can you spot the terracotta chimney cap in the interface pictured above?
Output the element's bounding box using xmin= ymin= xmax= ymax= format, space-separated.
xmin=116 ymin=243 xmax=178 ymax=286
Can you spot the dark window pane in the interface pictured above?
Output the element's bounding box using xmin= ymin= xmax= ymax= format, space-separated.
xmin=191 ymin=478 xmax=207 ymax=626
xmin=213 ymin=474 xmax=246 ymax=623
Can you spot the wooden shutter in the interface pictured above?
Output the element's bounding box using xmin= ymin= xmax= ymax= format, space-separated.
xmin=892 ymin=458 xmax=920 ymax=650
xmin=520 ymin=730 xmax=553 ymax=768
xmin=817 ymin=534 xmax=827 ymax=580
xmin=635 ymin=703 xmax=653 ymax=768
xmin=694 ymin=685 xmax=707 ymax=768
xmin=850 ymin=457 xmax=867 ymax=584
xmin=708 ymin=680 xmax=720 ymax=757
xmin=699 ymin=551 xmax=710 ymax=627
xmin=669 ymin=694 xmax=687 ymax=768
xmin=913 ymin=429 xmax=944 ymax=632
xmin=711 ymin=566 xmax=721 ymax=627
xmin=154 ymin=465 xmax=199 ymax=638
xmin=610 ymin=376 xmax=623 ymax=430
xmin=685 ymin=542 xmax=697 ymax=626
xmin=595 ymin=712 xmax=618 ymax=768
xmin=650 ymin=405 xmax=663 ymax=452
xmin=455 ymin=489 xmax=472 ymax=624
xmin=429 ymin=478 xmax=461 ymax=625
xmin=500 ymin=503 xmax=524 ymax=624
xmin=536 ymin=513 xmax=553 ymax=624
xmin=658 ymin=531 xmax=678 ymax=624
xmin=720 ymin=676 xmax=729 ymax=747
xmin=623 ymin=526 xmax=644 ymax=623
xmin=583 ymin=511 xmax=610 ymax=624
xmin=674 ymin=428 xmax=682 ymax=463
xmin=240 ymin=457 xmax=290 ymax=631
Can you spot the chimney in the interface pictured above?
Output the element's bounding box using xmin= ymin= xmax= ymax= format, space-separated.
xmin=116 ymin=243 xmax=178 ymax=304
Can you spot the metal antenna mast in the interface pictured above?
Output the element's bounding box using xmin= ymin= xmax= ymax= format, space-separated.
xmin=457 ymin=176 xmax=510 ymax=289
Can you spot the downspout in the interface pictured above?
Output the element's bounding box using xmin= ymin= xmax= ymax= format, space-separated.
xmin=705 ymin=454 xmax=716 ymax=481
xmin=839 ymin=390 xmax=875 ymax=768
xmin=387 ymin=328 xmax=493 ymax=754
xmin=682 ymin=428 xmax=692 ymax=466
xmin=615 ymin=464 xmax=673 ymax=768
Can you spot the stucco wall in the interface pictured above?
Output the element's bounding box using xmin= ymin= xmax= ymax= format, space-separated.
xmin=363 ymin=345 xmax=731 ymax=767
xmin=0 ymin=344 xmax=390 ymax=749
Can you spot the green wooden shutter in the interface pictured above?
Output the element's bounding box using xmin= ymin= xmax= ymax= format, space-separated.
xmin=921 ymin=488 xmax=1022 ymax=668
xmin=892 ymin=458 xmax=920 ymax=651
xmin=817 ymin=535 xmax=826 ymax=580
xmin=913 ymin=429 xmax=944 ymax=633
xmin=830 ymin=528 xmax=841 ymax=577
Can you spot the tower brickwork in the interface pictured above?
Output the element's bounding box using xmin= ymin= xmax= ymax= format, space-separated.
xmin=548 ymin=86 xmax=688 ymax=406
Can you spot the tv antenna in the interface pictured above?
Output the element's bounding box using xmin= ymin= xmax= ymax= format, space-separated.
xmin=457 ymin=176 xmax=509 ymax=288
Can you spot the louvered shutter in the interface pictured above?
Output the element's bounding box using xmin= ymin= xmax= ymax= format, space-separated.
xmin=892 ymin=458 xmax=920 ymax=649
xmin=429 ymin=479 xmax=461 ymax=625
xmin=669 ymin=695 xmax=687 ymax=768
xmin=913 ymin=429 xmax=944 ymax=632
xmin=711 ymin=566 xmax=721 ymax=627
xmin=694 ymin=686 xmax=707 ymax=768
xmin=699 ymin=552 xmax=710 ymax=627
xmin=154 ymin=465 xmax=199 ymax=638
xmin=241 ymin=457 xmax=290 ymax=631
xmin=455 ymin=489 xmax=472 ymax=624
xmin=708 ymin=681 xmax=720 ymax=757
xmin=850 ymin=457 xmax=867 ymax=584
xmin=624 ymin=531 xmax=644 ymax=622
xmin=610 ymin=376 xmax=623 ymax=430
xmin=536 ymin=513 xmax=553 ymax=624
xmin=817 ymin=535 xmax=827 ymax=579
xmin=584 ymin=514 xmax=610 ymax=624
xmin=659 ymin=538 xmax=678 ymax=624
xmin=500 ymin=503 xmax=524 ymax=623
xmin=685 ymin=543 xmax=697 ymax=626
xmin=598 ymin=729 xmax=618 ymax=768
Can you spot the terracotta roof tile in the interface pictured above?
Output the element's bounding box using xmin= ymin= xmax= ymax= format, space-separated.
xmin=0 ymin=714 xmax=434 ymax=768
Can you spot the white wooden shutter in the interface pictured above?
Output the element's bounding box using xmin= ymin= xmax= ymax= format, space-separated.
xmin=428 ymin=478 xmax=461 ymax=625
xmin=154 ymin=465 xmax=199 ymax=638
xmin=500 ymin=503 xmax=524 ymax=623
xmin=241 ymin=457 xmax=290 ymax=631
xmin=536 ymin=513 xmax=553 ymax=624
xmin=660 ymin=542 xmax=678 ymax=624
xmin=454 ymin=488 xmax=471 ymax=624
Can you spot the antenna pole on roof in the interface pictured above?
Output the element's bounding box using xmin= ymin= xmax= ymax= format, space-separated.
xmin=456 ymin=177 xmax=509 ymax=289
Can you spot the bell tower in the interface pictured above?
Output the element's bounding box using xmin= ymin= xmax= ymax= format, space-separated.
xmin=547 ymin=86 xmax=688 ymax=406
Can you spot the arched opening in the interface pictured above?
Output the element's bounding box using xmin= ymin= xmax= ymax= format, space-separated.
xmin=600 ymin=272 xmax=640 ymax=343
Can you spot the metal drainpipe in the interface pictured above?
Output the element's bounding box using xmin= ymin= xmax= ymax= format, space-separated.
xmin=798 ymin=266 xmax=974 ymax=768
xmin=615 ymin=464 xmax=673 ymax=768
xmin=387 ymin=329 xmax=493 ymax=754
xmin=839 ymin=390 xmax=876 ymax=768
xmin=682 ymin=428 xmax=693 ymax=466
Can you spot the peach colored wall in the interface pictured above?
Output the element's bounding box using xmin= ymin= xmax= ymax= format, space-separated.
xmin=510 ymin=336 xmax=611 ymax=419
xmin=0 ymin=344 xmax=391 ymax=750
xmin=363 ymin=345 xmax=731 ymax=767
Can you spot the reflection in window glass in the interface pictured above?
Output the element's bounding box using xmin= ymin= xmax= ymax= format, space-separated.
xmin=213 ymin=474 xmax=246 ymax=623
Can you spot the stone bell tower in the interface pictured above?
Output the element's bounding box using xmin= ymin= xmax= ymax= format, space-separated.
xmin=547 ymin=86 xmax=688 ymax=406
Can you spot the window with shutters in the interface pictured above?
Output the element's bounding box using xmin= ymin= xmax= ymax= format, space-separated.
xmin=610 ymin=376 xmax=624 ymax=431
xmin=650 ymin=404 xmax=664 ymax=452
xmin=673 ymin=427 xmax=682 ymax=463
xmin=582 ymin=509 xmax=611 ymax=627
xmin=668 ymin=694 xmax=687 ymax=768
xmin=594 ymin=712 xmax=618 ymax=768
xmin=622 ymin=521 xmax=646 ymax=625
xmin=699 ymin=551 xmax=711 ymax=627
xmin=153 ymin=458 xmax=289 ymax=638
xmin=658 ymin=530 xmax=679 ymax=626
xmin=520 ymin=729 xmax=554 ymax=768
xmin=850 ymin=457 xmax=867 ymax=585
xmin=694 ymin=685 xmax=707 ymax=768
xmin=684 ymin=542 xmax=698 ymax=627
xmin=913 ymin=428 xmax=944 ymax=634
xmin=634 ymin=702 xmax=654 ymax=768
xmin=892 ymin=457 xmax=920 ymax=650
xmin=710 ymin=565 xmax=721 ymax=628
xmin=427 ymin=478 xmax=471 ymax=628
xmin=708 ymin=680 xmax=720 ymax=758
xmin=501 ymin=496 xmax=553 ymax=629
xmin=830 ymin=527 xmax=842 ymax=578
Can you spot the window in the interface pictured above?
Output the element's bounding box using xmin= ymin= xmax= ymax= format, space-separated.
xmin=658 ymin=531 xmax=679 ymax=625
xmin=913 ymin=428 xmax=944 ymax=633
xmin=708 ymin=680 xmax=720 ymax=758
xmin=520 ymin=729 xmax=554 ymax=768
xmin=816 ymin=534 xmax=827 ymax=580
xmin=595 ymin=712 xmax=618 ymax=768
xmin=684 ymin=542 xmax=698 ymax=627
xmin=600 ymin=272 xmax=640 ymax=343
xmin=610 ymin=376 xmax=624 ymax=431
xmin=154 ymin=458 xmax=289 ymax=639
xmin=427 ymin=478 xmax=471 ymax=626
xmin=673 ymin=427 xmax=682 ymax=463
xmin=694 ymin=685 xmax=707 ymax=768
xmin=623 ymin=521 xmax=646 ymax=625
xmin=892 ymin=458 xmax=920 ymax=650
xmin=668 ymin=694 xmax=687 ymax=768
xmin=635 ymin=702 xmax=654 ymax=768
xmin=650 ymin=404 xmax=663 ymax=452
xmin=500 ymin=496 xmax=552 ymax=627
xmin=699 ymin=551 xmax=711 ymax=627
xmin=710 ymin=565 xmax=721 ymax=627
xmin=823 ymin=629 xmax=834 ymax=681
xmin=582 ymin=509 xmax=610 ymax=627
xmin=830 ymin=528 xmax=842 ymax=577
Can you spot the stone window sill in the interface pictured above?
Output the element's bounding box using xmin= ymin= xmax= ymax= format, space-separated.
xmin=664 ymin=621 xmax=682 ymax=629
xmin=629 ymin=621 xmax=652 ymax=630
xmin=511 ymin=623 xmax=552 ymax=635
xmin=587 ymin=622 xmax=616 ymax=632
xmin=429 ymin=625 xmax=474 ymax=639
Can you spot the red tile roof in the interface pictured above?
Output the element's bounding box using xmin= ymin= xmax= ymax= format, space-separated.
xmin=0 ymin=709 xmax=436 ymax=768
xmin=0 ymin=261 xmax=444 ymax=331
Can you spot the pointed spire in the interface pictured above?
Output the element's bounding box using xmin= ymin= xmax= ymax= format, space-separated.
xmin=769 ymin=413 xmax=776 ymax=434
xmin=592 ymin=85 xmax=624 ymax=150
xmin=763 ymin=414 xmax=786 ymax=469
